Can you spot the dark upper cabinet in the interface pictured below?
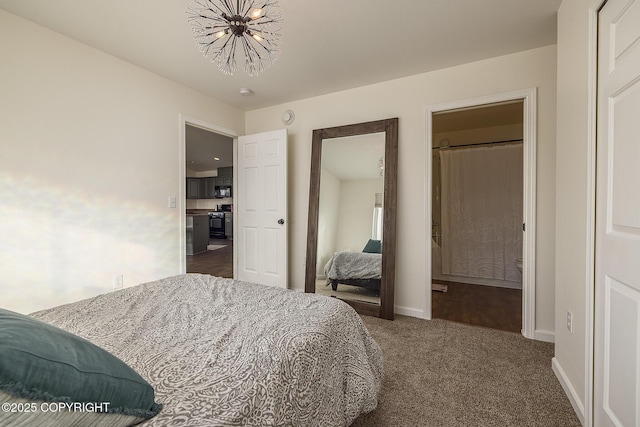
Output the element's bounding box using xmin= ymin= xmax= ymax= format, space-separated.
xmin=210 ymin=177 xmax=232 ymax=186
xmin=186 ymin=178 xmax=201 ymax=199
xmin=217 ymin=166 xmax=233 ymax=177
xmin=202 ymin=178 xmax=217 ymax=198
xmin=186 ymin=170 xmax=233 ymax=200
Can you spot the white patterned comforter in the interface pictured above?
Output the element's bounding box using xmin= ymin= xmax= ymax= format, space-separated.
xmin=31 ymin=274 xmax=383 ymax=427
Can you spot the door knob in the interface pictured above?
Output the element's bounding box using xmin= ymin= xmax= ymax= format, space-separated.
xmin=278 ymin=219 xmax=285 ymax=225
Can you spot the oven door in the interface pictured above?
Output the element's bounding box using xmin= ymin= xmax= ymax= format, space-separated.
xmin=210 ymin=216 xmax=225 ymax=237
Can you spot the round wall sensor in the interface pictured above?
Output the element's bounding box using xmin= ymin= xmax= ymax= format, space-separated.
xmin=282 ymin=109 xmax=295 ymax=125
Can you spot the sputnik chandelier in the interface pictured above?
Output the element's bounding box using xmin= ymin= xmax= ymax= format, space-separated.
xmin=187 ymin=0 xmax=284 ymax=76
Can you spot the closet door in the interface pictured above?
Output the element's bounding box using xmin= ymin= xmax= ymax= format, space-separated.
xmin=594 ymin=0 xmax=640 ymax=425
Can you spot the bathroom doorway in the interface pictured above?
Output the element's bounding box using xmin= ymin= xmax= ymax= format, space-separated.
xmin=429 ymin=100 xmax=525 ymax=333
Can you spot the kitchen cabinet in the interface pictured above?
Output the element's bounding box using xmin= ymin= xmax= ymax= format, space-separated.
xmin=186 ymin=178 xmax=202 ymax=199
xmin=186 ymin=215 xmax=209 ymax=255
xmin=208 ymin=176 xmax=232 ymax=186
xmin=202 ymin=177 xmax=217 ymax=198
xmin=185 ymin=172 xmax=233 ymax=200
xmin=217 ymin=166 xmax=233 ymax=177
xmin=224 ymin=212 xmax=233 ymax=239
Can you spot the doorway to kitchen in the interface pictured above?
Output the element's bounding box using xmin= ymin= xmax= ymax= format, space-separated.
xmin=181 ymin=117 xmax=236 ymax=278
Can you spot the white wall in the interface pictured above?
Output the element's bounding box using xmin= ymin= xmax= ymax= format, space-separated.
xmin=245 ymin=45 xmax=557 ymax=330
xmin=335 ymin=178 xmax=384 ymax=252
xmin=0 ymin=10 xmax=244 ymax=313
xmin=553 ymin=0 xmax=592 ymax=416
xmin=317 ymin=168 xmax=341 ymax=275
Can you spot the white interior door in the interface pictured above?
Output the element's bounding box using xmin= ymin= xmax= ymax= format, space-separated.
xmin=236 ymin=129 xmax=287 ymax=288
xmin=595 ymin=0 xmax=640 ymax=425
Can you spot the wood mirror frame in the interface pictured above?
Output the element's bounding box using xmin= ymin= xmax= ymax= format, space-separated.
xmin=304 ymin=118 xmax=398 ymax=320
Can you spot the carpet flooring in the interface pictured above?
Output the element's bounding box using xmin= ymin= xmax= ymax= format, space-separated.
xmin=350 ymin=316 xmax=580 ymax=427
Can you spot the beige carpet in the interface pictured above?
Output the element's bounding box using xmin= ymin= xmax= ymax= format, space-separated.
xmin=350 ymin=316 xmax=580 ymax=427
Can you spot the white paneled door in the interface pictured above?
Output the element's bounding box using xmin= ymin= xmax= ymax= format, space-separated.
xmin=237 ymin=129 xmax=288 ymax=288
xmin=595 ymin=0 xmax=640 ymax=425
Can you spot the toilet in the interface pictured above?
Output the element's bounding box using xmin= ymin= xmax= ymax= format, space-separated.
xmin=515 ymin=257 xmax=523 ymax=273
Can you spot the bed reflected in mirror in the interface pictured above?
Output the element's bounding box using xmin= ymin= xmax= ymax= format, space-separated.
xmin=305 ymin=118 xmax=398 ymax=320
xmin=314 ymin=133 xmax=385 ymax=305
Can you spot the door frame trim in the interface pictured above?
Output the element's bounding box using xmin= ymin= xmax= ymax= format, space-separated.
xmin=424 ymin=88 xmax=537 ymax=340
xmin=586 ymin=1 xmax=608 ymax=426
xmin=178 ymin=114 xmax=239 ymax=276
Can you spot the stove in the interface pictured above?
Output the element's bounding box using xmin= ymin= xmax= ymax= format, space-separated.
xmin=208 ymin=211 xmax=225 ymax=238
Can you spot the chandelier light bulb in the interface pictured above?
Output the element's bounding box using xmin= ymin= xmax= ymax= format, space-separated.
xmin=249 ymin=8 xmax=263 ymax=19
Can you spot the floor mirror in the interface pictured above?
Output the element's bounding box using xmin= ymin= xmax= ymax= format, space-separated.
xmin=305 ymin=118 xmax=398 ymax=320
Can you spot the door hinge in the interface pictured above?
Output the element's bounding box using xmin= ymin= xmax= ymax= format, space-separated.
xmin=523 ymin=223 xmax=526 ymax=232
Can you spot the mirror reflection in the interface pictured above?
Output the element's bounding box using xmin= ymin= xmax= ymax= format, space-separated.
xmin=314 ymin=133 xmax=385 ymax=304
xmin=306 ymin=117 xmax=397 ymax=320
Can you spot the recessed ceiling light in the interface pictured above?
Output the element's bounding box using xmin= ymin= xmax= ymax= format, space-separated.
xmin=214 ymin=157 xmax=220 ymax=161
xmin=239 ymin=88 xmax=252 ymax=96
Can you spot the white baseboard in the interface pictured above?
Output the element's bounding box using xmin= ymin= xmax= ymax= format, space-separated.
xmin=552 ymin=357 xmax=585 ymax=425
xmin=394 ymin=305 xmax=424 ymax=318
xmin=534 ymin=329 xmax=555 ymax=343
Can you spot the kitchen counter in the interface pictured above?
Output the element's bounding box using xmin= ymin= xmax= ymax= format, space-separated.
xmin=186 ymin=214 xmax=209 ymax=255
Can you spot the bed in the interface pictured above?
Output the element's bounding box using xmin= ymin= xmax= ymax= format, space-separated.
xmin=324 ymin=251 xmax=382 ymax=292
xmin=16 ymin=274 xmax=383 ymax=426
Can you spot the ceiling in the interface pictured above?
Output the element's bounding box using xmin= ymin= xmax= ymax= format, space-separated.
xmin=323 ymin=134 xmax=385 ymax=181
xmin=0 ymin=0 xmax=561 ymax=112
xmin=185 ymin=125 xmax=234 ymax=172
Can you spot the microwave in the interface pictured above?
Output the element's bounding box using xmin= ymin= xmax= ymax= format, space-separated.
xmin=215 ymin=185 xmax=232 ymax=198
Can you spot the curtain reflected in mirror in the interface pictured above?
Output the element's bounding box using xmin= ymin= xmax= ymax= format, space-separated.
xmin=314 ymin=133 xmax=385 ymax=305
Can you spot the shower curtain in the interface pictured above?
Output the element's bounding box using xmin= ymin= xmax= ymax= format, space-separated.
xmin=440 ymin=144 xmax=523 ymax=283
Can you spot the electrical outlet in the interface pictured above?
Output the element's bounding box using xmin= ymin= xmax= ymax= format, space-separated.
xmin=113 ymin=274 xmax=123 ymax=290
xmin=566 ymin=310 xmax=573 ymax=333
